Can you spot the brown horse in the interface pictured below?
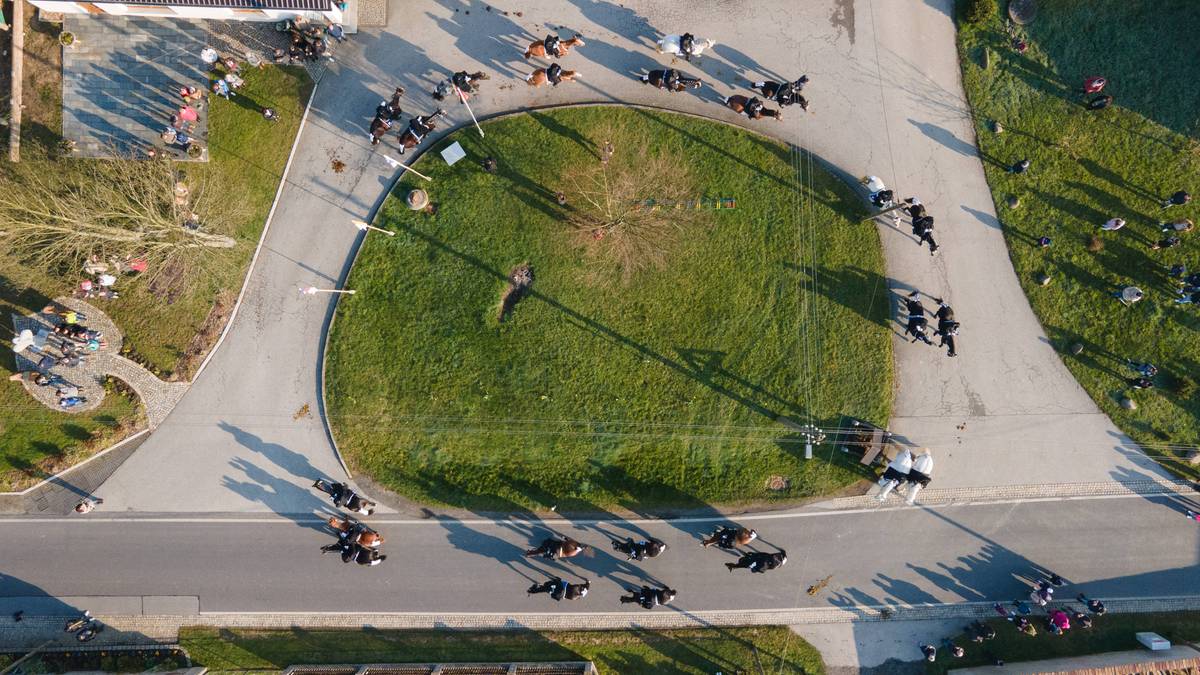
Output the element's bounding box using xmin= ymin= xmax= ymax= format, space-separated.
xmin=523 ymin=34 xmax=585 ymax=59
xmin=701 ymin=526 xmax=757 ymax=549
xmin=397 ymin=109 xmax=447 ymax=155
xmin=722 ymin=95 xmax=783 ymax=121
xmin=327 ymin=516 xmax=384 ymax=548
xmin=526 ymin=66 xmax=582 ymax=88
xmin=524 ymin=536 xmax=590 ymax=560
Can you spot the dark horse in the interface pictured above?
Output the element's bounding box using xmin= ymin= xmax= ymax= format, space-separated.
xmin=397 ymin=109 xmax=448 ymax=155
xmin=524 ymin=536 xmax=590 ymax=560
xmin=752 ymin=77 xmax=809 ymax=110
xmin=619 ymin=585 xmax=677 ymax=609
xmin=528 ymin=577 xmax=590 ymax=601
xmin=641 ymin=69 xmax=702 ymax=92
xmin=611 ymin=537 xmax=668 ymax=561
xmin=701 ymin=526 xmax=758 ymax=549
xmin=725 ymin=550 xmax=787 ymax=573
xmin=722 ymin=95 xmax=782 ymax=120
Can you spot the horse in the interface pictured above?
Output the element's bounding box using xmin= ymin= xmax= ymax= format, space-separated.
xmin=524 ymin=34 xmax=585 ymax=59
xmin=524 ymin=536 xmax=590 ymax=560
xmin=701 ymin=526 xmax=757 ymax=549
xmin=368 ymin=115 xmax=392 ymax=146
xmin=327 ymin=516 xmax=384 ymax=548
xmin=641 ymin=69 xmax=702 ymax=92
xmin=752 ymin=78 xmax=810 ymax=110
xmin=528 ymin=577 xmax=590 ymax=601
xmin=725 ymin=550 xmax=787 ymax=573
xmin=526 ymin=65 xmax=582 ymax=87
xmin=721 ymin=95 xmax=782 ymax=120
xmin=397 ymin=109 xmax=448 ymax=155
xmin=611 ymin=537 xmax=668 ymax=561
xmin=656 ymin=33 xmax=716 ymax=61
xmin=619 ymin=585 xmax=677 ymax=609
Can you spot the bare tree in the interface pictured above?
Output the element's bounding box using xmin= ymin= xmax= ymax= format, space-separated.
xmin=0 ymin=155 xmax=243 ymax=289
xmin=563 ymin=133 xmax=704 ymax=284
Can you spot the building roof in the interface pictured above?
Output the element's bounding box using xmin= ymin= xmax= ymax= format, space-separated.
xmin=92 ymin=0 xmax=332 ymax=10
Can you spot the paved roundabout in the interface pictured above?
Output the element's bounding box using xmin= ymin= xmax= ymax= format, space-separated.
xmin=0 ymin=0 xmax=1192 ymax=669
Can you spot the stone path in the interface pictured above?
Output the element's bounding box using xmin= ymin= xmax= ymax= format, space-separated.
xmin=12 ymin=297 xmax=188 ymax=428
xmin=63 ymin=16 xmax=210 ymax=159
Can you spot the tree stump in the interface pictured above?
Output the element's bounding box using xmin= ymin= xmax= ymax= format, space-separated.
xmin=406 ymin=189 xmax=429 ymax=210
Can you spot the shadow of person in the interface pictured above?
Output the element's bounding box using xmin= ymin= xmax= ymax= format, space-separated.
xmin=217 ymin=421 xmax=328 ymax=483
xmin=220 ymin=457 xmax=334 ymax=529
xmin=908 ymin=118 xmax=978 ymax=156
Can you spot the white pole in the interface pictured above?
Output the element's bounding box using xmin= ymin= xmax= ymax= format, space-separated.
xmin=299 ymin=286 xmax=356 ymax=295
xmin=351 ymin=219 xmax=396 ymax=236
xmin=455 ymin=85 xmax=484 ymax=138
xmin=382 ymin=154 xmax=432 ymax=181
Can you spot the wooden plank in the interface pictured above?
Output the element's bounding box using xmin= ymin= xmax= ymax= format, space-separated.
xmin=859 ymin=428 xmax=886 ymax=465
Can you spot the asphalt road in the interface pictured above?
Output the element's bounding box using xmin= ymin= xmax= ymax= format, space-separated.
xmin=4 ymin=495 xmax=1197 ymax=615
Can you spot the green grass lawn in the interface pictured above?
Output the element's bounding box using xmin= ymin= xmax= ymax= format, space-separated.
xmin=325 ymin=107 xmax=893 ymax=512
xmin=926 ymin=610 xmax=1200 ymax=673
xmin=957 ymin=0 xmax=1200 ymax=477
xmin=0 ymin=65 xmax=312 ymax=490
xmin=181 ymin=626 xmax=824 ymax=675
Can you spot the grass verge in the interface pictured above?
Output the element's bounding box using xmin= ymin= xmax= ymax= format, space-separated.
xmin=927 ymin=610 xmax=1200 ymax=673
xmin=957 ymin=0 xmax=1200 ymax=477
xmin=326 ymin=106 xmax=893 ymax=512
xmin=0 ymin=64 xmax=312 ymax=489
xmin=181 ymin=626 xmax=825 ymax=675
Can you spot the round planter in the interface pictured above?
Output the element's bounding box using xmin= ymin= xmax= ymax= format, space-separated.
xmin=59 ymin=32 xmax=76 ymax=47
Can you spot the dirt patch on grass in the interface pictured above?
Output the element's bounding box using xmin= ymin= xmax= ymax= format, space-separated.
xmin=173 ymin=288 xmax=235 ymax=381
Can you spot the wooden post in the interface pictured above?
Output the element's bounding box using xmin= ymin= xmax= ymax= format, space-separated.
xmin=8 ymin=0 xmax=23 ymax=162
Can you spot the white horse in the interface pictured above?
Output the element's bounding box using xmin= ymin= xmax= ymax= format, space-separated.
xmin=656 ymin=34 xmax=716 ymax=61
xmin=904 ymin=450 xmax=934 ymax=505
xmin=875 ymin=447 xmax=913 ymax=501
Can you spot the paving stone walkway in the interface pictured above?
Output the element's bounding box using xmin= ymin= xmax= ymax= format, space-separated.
xmin=11 ymin=297 xmax=188 ymax=428
xmin=62 ymin=16 xmax=210 ymax=159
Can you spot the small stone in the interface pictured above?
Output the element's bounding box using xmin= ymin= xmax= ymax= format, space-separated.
xmin=1006 ymin=195 xmax=1020 ymax=209
xmin=766 ymin=475 xmax=791 ymax=491
xmin=1069 ymin=342 xmax=1083 ymax=355
xmin=992 ymin=120 xmax=1003 ymax=134
xmin=1120 ymin=397 xmax=1137 ymax=410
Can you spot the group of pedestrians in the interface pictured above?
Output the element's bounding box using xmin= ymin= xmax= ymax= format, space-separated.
xmin=8 ymin=306 xmax=109 ymax=409
xmin=919 ymin=574 xmax=1109 ymax=663
xmin=522 ymin=525 xmax=779 ymax=609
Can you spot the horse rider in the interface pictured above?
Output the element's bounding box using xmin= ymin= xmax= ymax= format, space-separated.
xmin=451 ymin=70 xmax=476 ymax=94
xmin=614 ymin=537 xmax=666 ymax=561
xmin=933 ymin=298 xmax=959 ymax=357
xmin=325 ymin=481 xmax=348 ymax=506
xmin=772 ymin=77 xmax=810 ymax=107
xmin=725 ymin=550 xmax=787 ymax=573
xmin=904 ymin=291 xmax=934 ymax=345
xmin=543 ymin=33 xmax=562 ymax=58
xmin=377 ymin=87 xmax=404 ymax=121
xmin=743 ymin=96 xmax=765 ymax=119
xmin=679 ymin=32 xmax=697 ymax=60
xmin=407 ymin=113 xmax=436 ymax=142
xmin=546 ymin=63 xmax=565 ymax=86
xmin=662 ymin=68 xmax=681 ymax=90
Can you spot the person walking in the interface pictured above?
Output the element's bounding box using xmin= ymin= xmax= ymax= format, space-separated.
xmin=912 ymin=214 xmax=939 ymax=255
xmin=1099 ymin=217 xmax=1126 ymax=231
xmin=1162 ymin=190 xmax=1191 ymax=209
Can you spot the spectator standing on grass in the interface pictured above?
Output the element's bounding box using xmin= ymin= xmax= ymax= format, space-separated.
xmin=919 ymin=644 xmax=936 ymax=662
xmin=1162 ymin=219 xmax=1194 ymax=233
xmin=1177 ymin=290 xmax=1200 ymax=305
xmin=1113 ymin=286 xmax=1144 ymax=306
xmin=1125 ymin=360 xmax=1158 ymax=378
xmin=1128 ymin=377 xmax=1154 ymax=390
xmin=1151 ymin=236 xmax=1182 ymax=250
xmin=1163 ymin=190 xmax=1191 ymax=209
xmin=1082 ymin=75 xmax=1107 ymax=94
xmin=1077 ymin=593 xmax=1106 ymax=616
xmin=941 ymin=639 xmax=964 ymax=658
xmin=1007 ymin=158 xmax=1031 ymax=174
xmin=200 ymin=47 xmax=219 ymax=68
xmin=212 ymin=78 xmax=232 ymax=100
xmin=1100 ymin=217 xmax=1126 ymax=232
xmin=1086 ymin=94 xmax=1113 ymax=111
